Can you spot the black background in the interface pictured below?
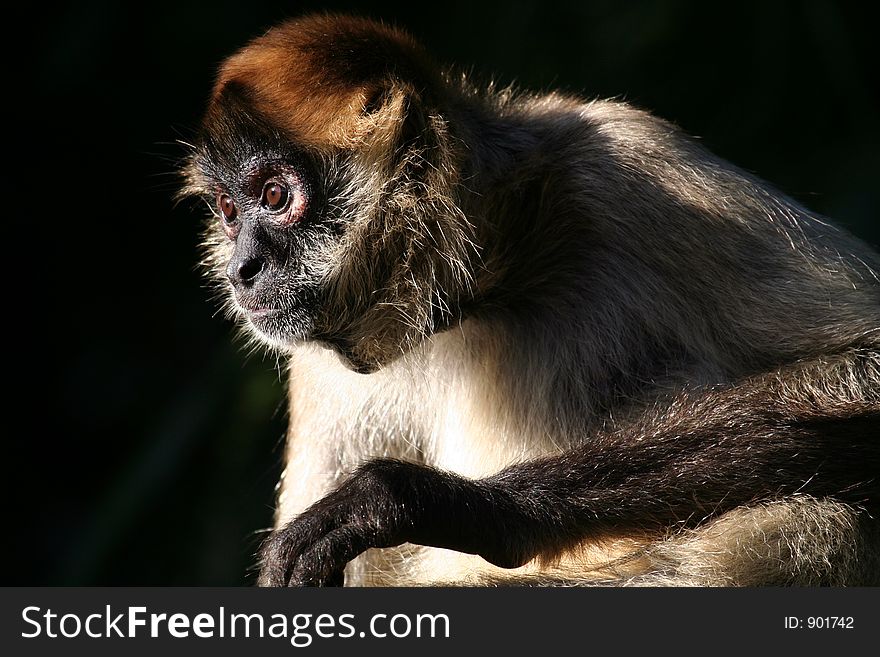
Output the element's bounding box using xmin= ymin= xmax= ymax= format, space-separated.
xmin=13 ymin=1 xmax=878 ymax=585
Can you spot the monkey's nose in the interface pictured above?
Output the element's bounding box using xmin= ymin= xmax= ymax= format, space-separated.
xmin=227 ymin=255 xmax=265 ymax=287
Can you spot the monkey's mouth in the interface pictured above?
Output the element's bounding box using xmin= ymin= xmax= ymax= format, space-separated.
xmin=243 ymin=306 xmax=281 ymax=318
xmin=236 ymin=296 xmax=282 ymax=317
xmin=236 ymin=297 xmax=315 ymax=346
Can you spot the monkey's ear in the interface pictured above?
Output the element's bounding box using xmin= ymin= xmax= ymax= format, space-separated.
xmin=362 ymin=85 xmax=393 ymax=116
xmin=358 ymin=83 xmax=436 ymax=165
xmin=353 ymin=84 xmax=402 ymax=147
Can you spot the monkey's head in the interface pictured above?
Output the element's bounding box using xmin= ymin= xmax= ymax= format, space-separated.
xmin=183 ymin=15 xmax=481 ymax=373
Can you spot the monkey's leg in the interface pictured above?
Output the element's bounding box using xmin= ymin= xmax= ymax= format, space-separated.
xmin=258 ymin=348 xmax=879 ymax=586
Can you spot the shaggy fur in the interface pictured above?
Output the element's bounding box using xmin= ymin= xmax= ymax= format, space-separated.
xmin=182 ymin=15 xmax=880 ymax=586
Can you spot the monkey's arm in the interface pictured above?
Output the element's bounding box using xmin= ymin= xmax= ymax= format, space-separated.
xmin=258 ymin=347 xmax=879 ymax=586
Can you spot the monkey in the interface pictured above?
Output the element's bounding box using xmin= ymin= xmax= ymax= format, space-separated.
xmin=181 ymin=14 xmax=880 ymax=586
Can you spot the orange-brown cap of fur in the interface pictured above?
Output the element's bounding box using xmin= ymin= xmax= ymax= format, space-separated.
xmin=211 ymin=14 xmax=441 ymax=149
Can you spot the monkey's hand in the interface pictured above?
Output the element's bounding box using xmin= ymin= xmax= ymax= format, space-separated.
xmin=257 ymin=459 xmax=538 ymax=586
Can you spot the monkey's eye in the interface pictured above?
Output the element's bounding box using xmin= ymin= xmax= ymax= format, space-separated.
xmin=262 ymin=181 xmax=290 ymax=212
xmin=217 ymin=193 xmax=237 ymax=223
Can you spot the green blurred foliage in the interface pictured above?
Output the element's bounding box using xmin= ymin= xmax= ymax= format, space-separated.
xmin=15 ymin=0 xmax=877 ymax=584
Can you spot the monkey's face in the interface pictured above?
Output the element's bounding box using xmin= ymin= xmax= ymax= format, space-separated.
xmin=185 ymin=19 xmax=480 ymax=372
xmin=212 ymin=157 xmax=328 ymax=347
xmin=187 ymin=89 xmax=342 ymax=351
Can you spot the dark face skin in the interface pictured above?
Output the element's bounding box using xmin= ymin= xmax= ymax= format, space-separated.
xmin=214 ymin=154 xmax=320 ymax=343
xmin=193 ymin=89 xmax=342 ymax=349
